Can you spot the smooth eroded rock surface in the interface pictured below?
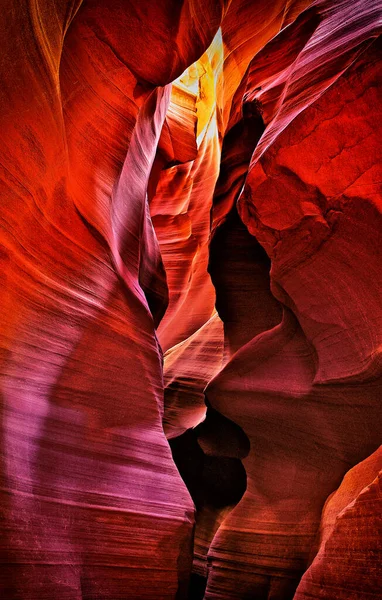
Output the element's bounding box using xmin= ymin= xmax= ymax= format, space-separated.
xmin=1 ymin=1 xmax=381 ymax=599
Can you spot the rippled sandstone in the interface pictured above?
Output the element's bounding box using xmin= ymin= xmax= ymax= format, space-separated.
xmin=0 ymin=1 xmax=381 ymax=599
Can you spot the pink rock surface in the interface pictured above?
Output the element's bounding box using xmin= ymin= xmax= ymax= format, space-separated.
xmin=0 ymin=1 xmax=227 ymax=597
xmin=203 ymin=27 xmax=381 ymax=600
xmin=1 ymin=1 xmax=381 ymax=599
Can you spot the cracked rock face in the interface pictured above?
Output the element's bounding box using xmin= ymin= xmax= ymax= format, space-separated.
xmin=0 ymin=1 xmax=381 ymax=599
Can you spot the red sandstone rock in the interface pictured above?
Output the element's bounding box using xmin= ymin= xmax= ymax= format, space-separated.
xmin=204 ymin=25 xmax=382 ymax=600
xmin=1 ymin=1 xmax=381 ymax=599
xmin=294 ymin=447 xmax=382 ymax=599
xmin=150 ymin=37 xmax=223 ymax=352
xmin=0 ymin=1 xmax=228 ymax=597
xmin=163 ymin=312 xmax=224 ymax=440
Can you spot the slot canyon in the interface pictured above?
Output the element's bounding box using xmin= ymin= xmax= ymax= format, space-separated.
xmin=0 ymin=1 xmax=381 ymax=599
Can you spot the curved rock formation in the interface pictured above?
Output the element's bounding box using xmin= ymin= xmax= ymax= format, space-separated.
xmin=0 ymin=1 xmax=226 ymax=597
xmin=150 ymin=42 xmax=223 ymax=350
xmin=295 ymin=447 xmax=382 ymax=599
xmin=1 ymin=1 xmax=381 ymax=599
xmin=203 ymin=21 xmax=382 ymax=600
xmin=163 ymin=312 xmax=224 ymax=440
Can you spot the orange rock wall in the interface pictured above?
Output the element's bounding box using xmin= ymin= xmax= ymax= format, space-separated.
xmin=0 ymin=1 xmax=381 ymax=599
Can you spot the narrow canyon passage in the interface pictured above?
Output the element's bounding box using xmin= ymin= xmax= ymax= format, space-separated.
xmin=0 ymin=1 xmax=381 ymax=599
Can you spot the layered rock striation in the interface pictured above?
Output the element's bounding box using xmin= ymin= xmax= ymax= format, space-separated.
xmin=0 ymin=1 xmax=381 ymax=599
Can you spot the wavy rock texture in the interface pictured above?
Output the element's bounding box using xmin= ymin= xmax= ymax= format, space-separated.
xmin=295 ymin=447 xmax=382 ymax=599
xmin=203 ymin=9 xmax=382 ymax=599
xmin=0 ymin=1 xmax=228 ymax=598
xmin=163 ymin=312 xmax=224 ymax=440
xmin=150 ymin=35 xmax=223 ymax=352
xmin=0 ymin=1 xmax=381 ymax=599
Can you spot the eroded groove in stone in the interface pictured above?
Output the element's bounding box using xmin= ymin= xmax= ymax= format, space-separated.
xmin=0 ymin=1 xmax=381 ymax=599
